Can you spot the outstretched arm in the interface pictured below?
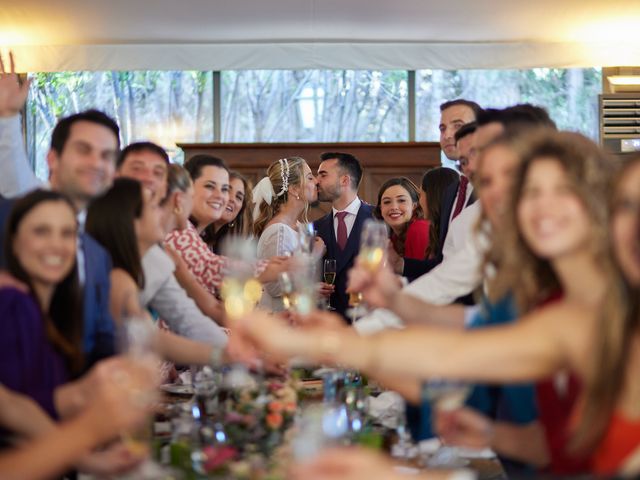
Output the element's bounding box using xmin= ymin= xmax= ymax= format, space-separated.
xmin=0 ymin=52 xmax=41 ymax=197
xmin=239 ymin=303 xmax=592 ymax=385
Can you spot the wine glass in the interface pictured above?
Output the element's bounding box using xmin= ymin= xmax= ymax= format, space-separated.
xmin=297 ymin=222 xmax=316 ymax=255
xmin=219 ymin=237 xmax=260 ymax=324
xmin=323 ymin=259 xmax=337 ymax=310
xmin=358 ymin=220 xmax=388 ymax=272
xmin=290 ymin=252 xmax=318 ymax=315
xmin=347 ymin=291 xmax=364 ymax=323
xmin=278 ymin=271 xmax=295 ymax=311
xmin=422 ymin=379 xmax=471 ymax=468
xmin=118 ymin=305 xmax=159 ymax=457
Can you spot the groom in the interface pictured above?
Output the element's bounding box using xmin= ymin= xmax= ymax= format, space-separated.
xmin=314 ymin=152 xmax=373 ymax=322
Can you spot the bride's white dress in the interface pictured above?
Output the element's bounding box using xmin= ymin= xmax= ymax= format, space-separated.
xmin=256 ymin=222 xmax=298 ymax=312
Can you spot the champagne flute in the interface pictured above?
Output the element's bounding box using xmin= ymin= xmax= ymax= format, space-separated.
xmin=278 ymin=271 xmax=295 ymax=311
xmin=118 ymin=296 xmax=159 ymax=457
xmin=358 ymin=220 xmax=388 ymax=273
xmin=219 ymin=237 xmax=260 ymax=324
xmin=323 ymin=259 xmax=337 ymax=311
xmin=297 ymin=222 xmax=316 ymax=255
xmin=422 ymin=379 xmax=471 ymax=468
xmin=348 ymin=220 xmax=388 ymax=320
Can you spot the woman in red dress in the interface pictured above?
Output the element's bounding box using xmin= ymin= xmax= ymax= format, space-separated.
xmin=374 ymin=177 xmax=428 ymax=260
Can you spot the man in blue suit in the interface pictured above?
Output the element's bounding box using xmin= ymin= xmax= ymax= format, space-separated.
xmin=314 ymin=152 xmax=373 ymax=322
xmin=0 ymin=105 xmax=120 ymax=368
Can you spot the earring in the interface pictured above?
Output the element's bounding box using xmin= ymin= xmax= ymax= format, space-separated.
xmin=295 ymin=194 xmax=300 ymax=200
xmin=174 ymin=206 xmax=183 ymax=215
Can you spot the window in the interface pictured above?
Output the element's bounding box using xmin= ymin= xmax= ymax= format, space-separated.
xmin=26 ymin=71 xmax=214 ymax=179
xmin=221 ymin=70 xmax=408 ymax=142
xmin=24 ymin=67 xmax=601 ymax=179
xmin=416 ymin=68 xmax=601 ymax=141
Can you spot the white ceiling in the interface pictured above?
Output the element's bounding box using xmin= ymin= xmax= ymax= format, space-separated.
xmin=3 ymin=0 xmax=640 ymax=71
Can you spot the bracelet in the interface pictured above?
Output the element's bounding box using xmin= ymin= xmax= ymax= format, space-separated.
xmin=209 ymin=347 xmax=224 ymax=368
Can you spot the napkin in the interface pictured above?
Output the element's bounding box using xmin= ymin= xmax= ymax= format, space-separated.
xmin=367 ymin=391 xmax=404 ymax=428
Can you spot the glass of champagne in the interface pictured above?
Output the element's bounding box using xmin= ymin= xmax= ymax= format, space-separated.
xmin=297 ymin=222 xmax=316 ymax=255
xmin=358 ymin=220 xmax=388 ymax=273
xmin=278 ymin=271 xmax=295 ymax=311
xmin=118 ymin=304 xmax=159 ymax=457
xmin=422 ymin=379 xmax=472 ymax=468
xmin=220 ymin=237 xmax=260 ymax=324
xmin=323 ymin=259 xmax=337 ymax=310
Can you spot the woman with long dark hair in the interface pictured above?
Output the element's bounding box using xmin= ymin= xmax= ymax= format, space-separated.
xmin=86 ymin=178 xmax=231 ymax=367
xmin=203 ymin=171 xmax=254 ymax=254
xmin=374 ymin=177 xmax=428 ymax=260
xmin=420 ymin=167 xmax=459 ymax=259
xmin=0 ymin=190 xmax=82 ymax=416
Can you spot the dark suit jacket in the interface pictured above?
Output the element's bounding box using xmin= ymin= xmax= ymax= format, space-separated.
xmin=403 ymin=179 xmax=476 ymax=282
xmin=0 ymin=197 xmax=116 ymax=369
xmin=314 ymin=202 xmax=374 ymax=322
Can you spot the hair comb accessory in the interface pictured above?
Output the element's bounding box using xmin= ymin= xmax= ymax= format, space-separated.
xmin=276 ymin=158 xmax=290 ymax=197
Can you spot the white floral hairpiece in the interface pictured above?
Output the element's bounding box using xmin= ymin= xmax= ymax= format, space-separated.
xmin=276 ymin=158 xmax=290 ymax=197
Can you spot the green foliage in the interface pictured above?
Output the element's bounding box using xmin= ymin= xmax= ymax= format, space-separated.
xmin=26 ymin=68 xmax=601 ymax=180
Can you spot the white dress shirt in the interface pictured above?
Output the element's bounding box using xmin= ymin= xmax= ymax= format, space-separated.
xmin=332 ymin=197 xmax=362 ymax=240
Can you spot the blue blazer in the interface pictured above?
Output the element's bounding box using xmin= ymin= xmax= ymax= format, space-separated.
xmin=403 ymin=179 xmax=476 ymax=282
xmin=0 ymin=197 xmax=116 ymax=369
xmin=314 ymin=202 xmax=374 ymax=322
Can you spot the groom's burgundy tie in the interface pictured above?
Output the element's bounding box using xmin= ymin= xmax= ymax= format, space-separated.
xmin=336 ymin=211 xmax=349 ymax=250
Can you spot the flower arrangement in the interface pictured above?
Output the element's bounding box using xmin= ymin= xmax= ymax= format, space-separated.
xmin=192 ymin=376 xmax=300 ymax=478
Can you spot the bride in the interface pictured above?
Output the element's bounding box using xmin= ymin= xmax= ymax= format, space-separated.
xmin=252 ymin=157 xmax=320 ymax=311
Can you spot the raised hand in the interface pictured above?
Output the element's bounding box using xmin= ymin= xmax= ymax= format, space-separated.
xmin=347 ymin=259 xmax=401 ymax=309
xmin=433 ymin=406 xmax=494 ymax=449
xmin=0 ymin=52 xmax=31 ymax=117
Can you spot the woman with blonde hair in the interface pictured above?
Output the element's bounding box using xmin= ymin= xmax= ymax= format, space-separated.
xmin=253 ymin=157 xmax=320 ymax=311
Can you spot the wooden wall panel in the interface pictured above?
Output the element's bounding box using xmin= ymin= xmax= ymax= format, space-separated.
xmin=178 ymin=142 xmax=443 ymax=221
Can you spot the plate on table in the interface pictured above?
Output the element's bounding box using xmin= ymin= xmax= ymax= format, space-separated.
xmin=160 ymin=384 xmax=194 ymax=396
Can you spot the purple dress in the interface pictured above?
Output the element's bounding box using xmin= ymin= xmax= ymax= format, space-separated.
xmin=0 ymin=288 xmax=69 ymax=418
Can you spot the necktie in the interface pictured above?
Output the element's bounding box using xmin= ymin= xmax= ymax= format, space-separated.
xmin=336 ymin=211 xmax=349 ymax=250
xmin=451 ymin=176 xmax=469 ymax=220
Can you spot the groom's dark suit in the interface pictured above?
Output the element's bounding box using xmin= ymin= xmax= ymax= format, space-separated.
xmin=314 ymin=202 xmax=374 ymax=323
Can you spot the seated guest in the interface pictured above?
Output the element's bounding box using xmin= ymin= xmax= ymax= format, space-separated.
xmin=419 ymin=167 xmax=459 ymax=260
xmin=115 ymin=143 xmax=228 ymax=346
xmin=86 ymin=178 xmax=238 ymax=367
xmin=253 ymin=157 xmax=320 ymax=312
xmin=435 ymin=153 xmax=640 ymax=473
xmin=160 ymin=164 xmax=224 ymax=323
xmin=400 ymin=121 xmax=478 ymax=281
xmin=374 ymin=177 xmax=427 ymax=261
xmin=0 ymin=189 xmax=156 ymax=476
xmin=203 ymin=171 xmax=254 ymax=254
xmin=0 ymin=190 xmax=83 ymax=418
xmin=165 ymin=155 xmax=288 ymax=298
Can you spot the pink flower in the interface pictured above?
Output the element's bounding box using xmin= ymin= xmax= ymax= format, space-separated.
xmin=268 ymin=401 xmax=284 ymax=413
xmin=266 ymin=412 xmax=283 ymax=429
xmin=203 ymin=446 xmax=238 ymax=472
